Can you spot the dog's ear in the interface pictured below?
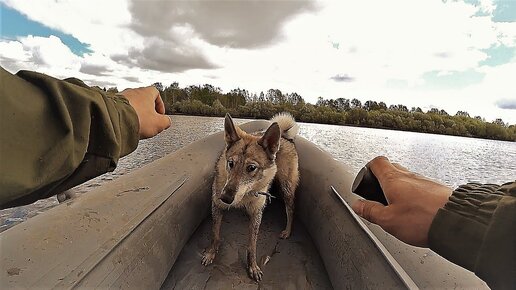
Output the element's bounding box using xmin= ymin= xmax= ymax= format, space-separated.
xmin=224 ymin=113 xmax=240 ymax=147
xmin=258 ymin=122 xmax=281 ymax=160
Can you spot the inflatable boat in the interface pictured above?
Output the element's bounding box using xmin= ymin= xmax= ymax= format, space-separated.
xmin=0 ymin=120 xmax=486 ymax=289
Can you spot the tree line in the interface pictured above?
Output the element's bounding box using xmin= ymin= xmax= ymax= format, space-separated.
xmin=103 ymin=83 xmax=516 ymax=142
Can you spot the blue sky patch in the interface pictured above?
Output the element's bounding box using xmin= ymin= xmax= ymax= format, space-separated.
xmin=473 ymin=9 xmax=491 ymax=17
xmin=386 ymin=79 xmax=409 ymax=89
xmin=0 ymin=3 xmax=91 ymax=56
xmin=463 ymin=0 xmax=481 ymax=6
xmin=492 ymin=0 xmax=516 ymax=22
xmin=422 ymin=69 xmax=485 ymax=89
xmin=466 ymin=0 xmax=516 ymax=21
xmin=480 ymin=44 xmax=516 ymax=66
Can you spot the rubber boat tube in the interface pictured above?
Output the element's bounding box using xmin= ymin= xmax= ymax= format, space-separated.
xmin=0 ymin=120 xmax=486 ymax=289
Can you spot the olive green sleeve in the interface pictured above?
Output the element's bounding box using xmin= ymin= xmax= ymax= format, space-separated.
xmin=428 ymin=181 xmax=516 ymax=289
xmin=0 ymin=67 xmax=139 ymax=208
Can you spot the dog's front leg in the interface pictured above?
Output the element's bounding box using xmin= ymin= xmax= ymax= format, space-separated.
xmin=202 ymin=204 xmax=223 ymax=266
xmin=278 ymin=178 xmax=297 ymax=239
xmin=247 ymin=209 xmax=263 ymax=281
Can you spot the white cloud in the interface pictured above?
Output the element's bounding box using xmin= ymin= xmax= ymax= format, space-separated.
xmin=2 ymin=0 xmax=134 ymax=54
xmin=23 ymin=35 xmax=80 ymax=68
xmin=0 ymin=35 xmax=80 ymax=76
xmin=128 ymin=0 xmax=317 ymax=48
xmin=0 ymin=35 xmax=144 ymax=89
xmin=0 ymin=40 xmax=31 ymax=68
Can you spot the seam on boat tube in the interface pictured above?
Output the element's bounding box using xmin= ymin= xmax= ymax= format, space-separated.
xmin=66 ymin=176 xmax=189 ymax=289
xmin=330 ymin=186 xmax=419 ymax=290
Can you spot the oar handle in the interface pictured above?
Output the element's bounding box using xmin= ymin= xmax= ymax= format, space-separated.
xmin=352 ymin=166 xmax=388 ymax=206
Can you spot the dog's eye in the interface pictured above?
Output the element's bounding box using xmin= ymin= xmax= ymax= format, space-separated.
xmin=228 ymin=160 xmax=234 ymax=169
xmin=246 ymin=164 xmax=257 ymax=173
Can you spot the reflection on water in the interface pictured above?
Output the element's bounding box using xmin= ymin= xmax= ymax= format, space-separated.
xmin=1 ymin=115 xmax=515 ymax=231
xmin=301 ymin=122 xmax=516 ymax=188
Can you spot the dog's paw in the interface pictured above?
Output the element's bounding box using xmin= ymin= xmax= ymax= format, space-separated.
xmin=279 ymin=229 xmax=291 ymax=239
xmin=248 ymin=264 xmax=263 ymax=282
xmin=201 ymin=251 xmax=216 ymax=266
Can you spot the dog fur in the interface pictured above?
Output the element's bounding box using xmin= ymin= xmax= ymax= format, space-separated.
xmin=201 ymin=113 xmax=300 ymax=282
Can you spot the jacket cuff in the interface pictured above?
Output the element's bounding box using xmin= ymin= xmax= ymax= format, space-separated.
xmin=428 ymin=183 xmax=503 ymax=276
xmin=108 ymin=94 xmax=139 ymax=158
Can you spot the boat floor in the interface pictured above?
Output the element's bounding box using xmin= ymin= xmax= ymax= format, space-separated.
xmin=161 ymin=201 xmax=333 ymax=290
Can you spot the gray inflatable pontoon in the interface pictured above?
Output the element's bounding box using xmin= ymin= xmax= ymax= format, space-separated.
xmin=0 ymin=121 xmax=486 ymax=289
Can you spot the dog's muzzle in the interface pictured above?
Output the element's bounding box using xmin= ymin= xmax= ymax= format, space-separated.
xmin=220 ymin=187 xmax=236 ymax=205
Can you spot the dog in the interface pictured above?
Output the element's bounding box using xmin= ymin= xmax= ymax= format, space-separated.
xmin=201 ymin=112 xmax=299 ymax=281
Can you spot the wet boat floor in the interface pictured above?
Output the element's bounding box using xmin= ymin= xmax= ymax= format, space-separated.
xmin=161 ymin=201 xmax=333 ymax=290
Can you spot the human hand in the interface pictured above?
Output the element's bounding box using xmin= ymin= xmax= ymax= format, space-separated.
xmin=120 ymin=86 xmax=171 ymax=139
xmin=351 ymin=156 xmax=452 ymax=247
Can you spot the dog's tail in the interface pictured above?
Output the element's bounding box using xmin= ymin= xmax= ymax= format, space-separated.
xmin=271 ymin=112 xmax=299 ymax=140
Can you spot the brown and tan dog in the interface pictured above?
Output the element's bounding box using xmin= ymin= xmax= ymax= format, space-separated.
xmin=201 ymin=113 xmax=299 ymax=281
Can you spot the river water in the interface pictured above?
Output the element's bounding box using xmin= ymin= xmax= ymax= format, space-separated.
xmin=1 ymin=115 xmax=515 ymax=232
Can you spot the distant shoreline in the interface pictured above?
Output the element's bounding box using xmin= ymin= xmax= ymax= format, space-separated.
xmin=169 ymin=112 xmax=516 ymax=143
xmin=105 ymin=85 xmax=515 ymax=142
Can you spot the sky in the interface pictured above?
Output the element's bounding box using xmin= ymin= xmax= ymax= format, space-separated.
xmin=1 ymin=0 xmax=515 ymax=124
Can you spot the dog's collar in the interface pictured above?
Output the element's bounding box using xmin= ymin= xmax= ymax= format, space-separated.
xmin=252 ymin=191 xmax=276 ymax=204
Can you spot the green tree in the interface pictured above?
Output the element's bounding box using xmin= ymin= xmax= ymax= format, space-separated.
xmin=456 ymin=111 xmax=470 ymax=118
xmin=152 ymin=82 xmax=164 ymax=92
xmin=135 ymin=81 xmax=515 ymax=142
xmin=351 ymin=98 xmax=362 ymax=109
xmin=107 ymin=87 xmax=118 ymax=94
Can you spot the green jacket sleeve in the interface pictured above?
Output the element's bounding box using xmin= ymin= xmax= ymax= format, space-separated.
xmin=428 ymin=181 xmax=516 ymax=289
xmin=0 ymin=67 xmax=139 ymax=208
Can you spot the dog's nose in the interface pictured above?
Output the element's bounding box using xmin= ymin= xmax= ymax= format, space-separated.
xmin=220 ymin=195 xmax=234 ymax=204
